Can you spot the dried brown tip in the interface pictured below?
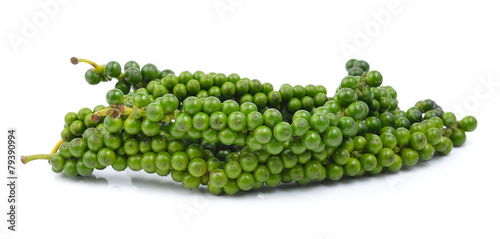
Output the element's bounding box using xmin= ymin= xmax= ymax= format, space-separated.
xmin=118 ymin=104 xmax=126 ymax=113
xmin=111 ymin=110 xmax=120 ymax=118
xmin=70 ymin=57 xmax=79 ymax=65
xmin=91 ymin=114 xmax=101 ymax=122
xmin=21 ymin=155 xmax=26 ymax=164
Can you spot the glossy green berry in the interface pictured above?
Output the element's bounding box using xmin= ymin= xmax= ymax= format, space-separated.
xmin=227 ymin=111 xmax=247 ymax=131
xmin=409 ymin=132 xmax=427 ymax=151
xmin=104 ymin=115 xmax=123 ymax=133
xmin=360 ymin=153 xmax=377 ymax=171
xmin=441 ymin=112 xmax=458 ymax=128
xmin=106 ymin=89 xmax=124 ymax=105
xmin=85 ymin=68 xmax=101 ymax=85
xmin=450 ymin=129 xmax=467 ymax=146
xmin=97 ymin=148 xmax=115 ymax=166
xmin=366 ymin=70 xmax=383 ymax=87
xmin=63 ymin=159 xmax=78 ymax=177
xmin=353 ymin=60 xmax=370 ymax=72
xmin=310 ymin=113 xmax=329 ymax=133
xmin=460 ymin=116 xmax=477 ymax=132
xmin=105 ymin=61 xmax=121 ymax=78
xmin=302 ymin=131 xmax=322 ymax=150
xmin=340 ymin=76 xmax=358 ymax=89
xmin=418 ymin=143 xmax=435 ymax=161
xmin=209 ymin=111 xmax=227 ymax=130
xmin=124 ymin=61 xmax=139 ymax=71
xmin=141 ymin=63 xmax=159 ymax=81
xmin=348 ymin=67 xmax=364 ymax=76
xmin=210 ymin=169 xmax=228 ymax=188
xmin=69 ymin=138 xmax=87 ymax=158
xmin=246 ymin=111 xmax=263 ymax=130
xmin=344 ymin=158 xmax=361 ymax=176
xmin=345 ymin=59 xmax=357 ymax=70
xmin=337 ymin=88 xmax=357 ymax=107
xmin=326 ymin=163 xmax=344 ymax=181
xmin=377 ymin=148 xmax=395 ymax=167
xmin=401 ymin=148 xmax=419 ymax=167
xmin=225 ymin=161 xmax=242 ymax=179
xmin=188 ymin=158 xmax=207 ymax=177
xmin=254 ymin=126 xmax=272 ymax=144
xmin=273 ymin=122 xmax=293 ymax=142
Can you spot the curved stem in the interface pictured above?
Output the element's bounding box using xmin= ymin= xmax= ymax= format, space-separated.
xmin=71 ymin=57 xmax=100 ymax=67
xmin=70 ymin=57 xmax=105 ymax=74
xmin=21 ymin=154 xmax=52 ymax=164
xmin=51 ymin=140 xmax=64 ymax=155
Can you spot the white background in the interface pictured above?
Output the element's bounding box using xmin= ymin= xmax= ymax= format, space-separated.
xmin=1 ymin=1 xmax=499 ymax=239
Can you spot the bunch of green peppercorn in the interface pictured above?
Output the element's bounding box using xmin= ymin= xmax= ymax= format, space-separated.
xmin=22 ymin=57 xmax=478 ymax=195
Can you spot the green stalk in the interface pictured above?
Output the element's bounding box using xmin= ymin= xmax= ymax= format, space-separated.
xmin=22 ymin=154 xmax=52 ymax=164
xmin=71 ymin=57 xmax=105 ymax=74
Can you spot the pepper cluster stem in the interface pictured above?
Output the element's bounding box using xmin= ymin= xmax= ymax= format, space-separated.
xmin=22 ymin=140 xmax=65 ymax=164
xmin=51 ymin=140 xmax=64 ymax=154
xmin=70 ymin=57 xmax=105 ymax=74
xmin=21 ymin=154 xmax=52 ymax=164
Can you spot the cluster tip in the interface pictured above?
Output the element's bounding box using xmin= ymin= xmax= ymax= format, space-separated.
xmin=70 ymin=57 xmax=79 ymax=65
